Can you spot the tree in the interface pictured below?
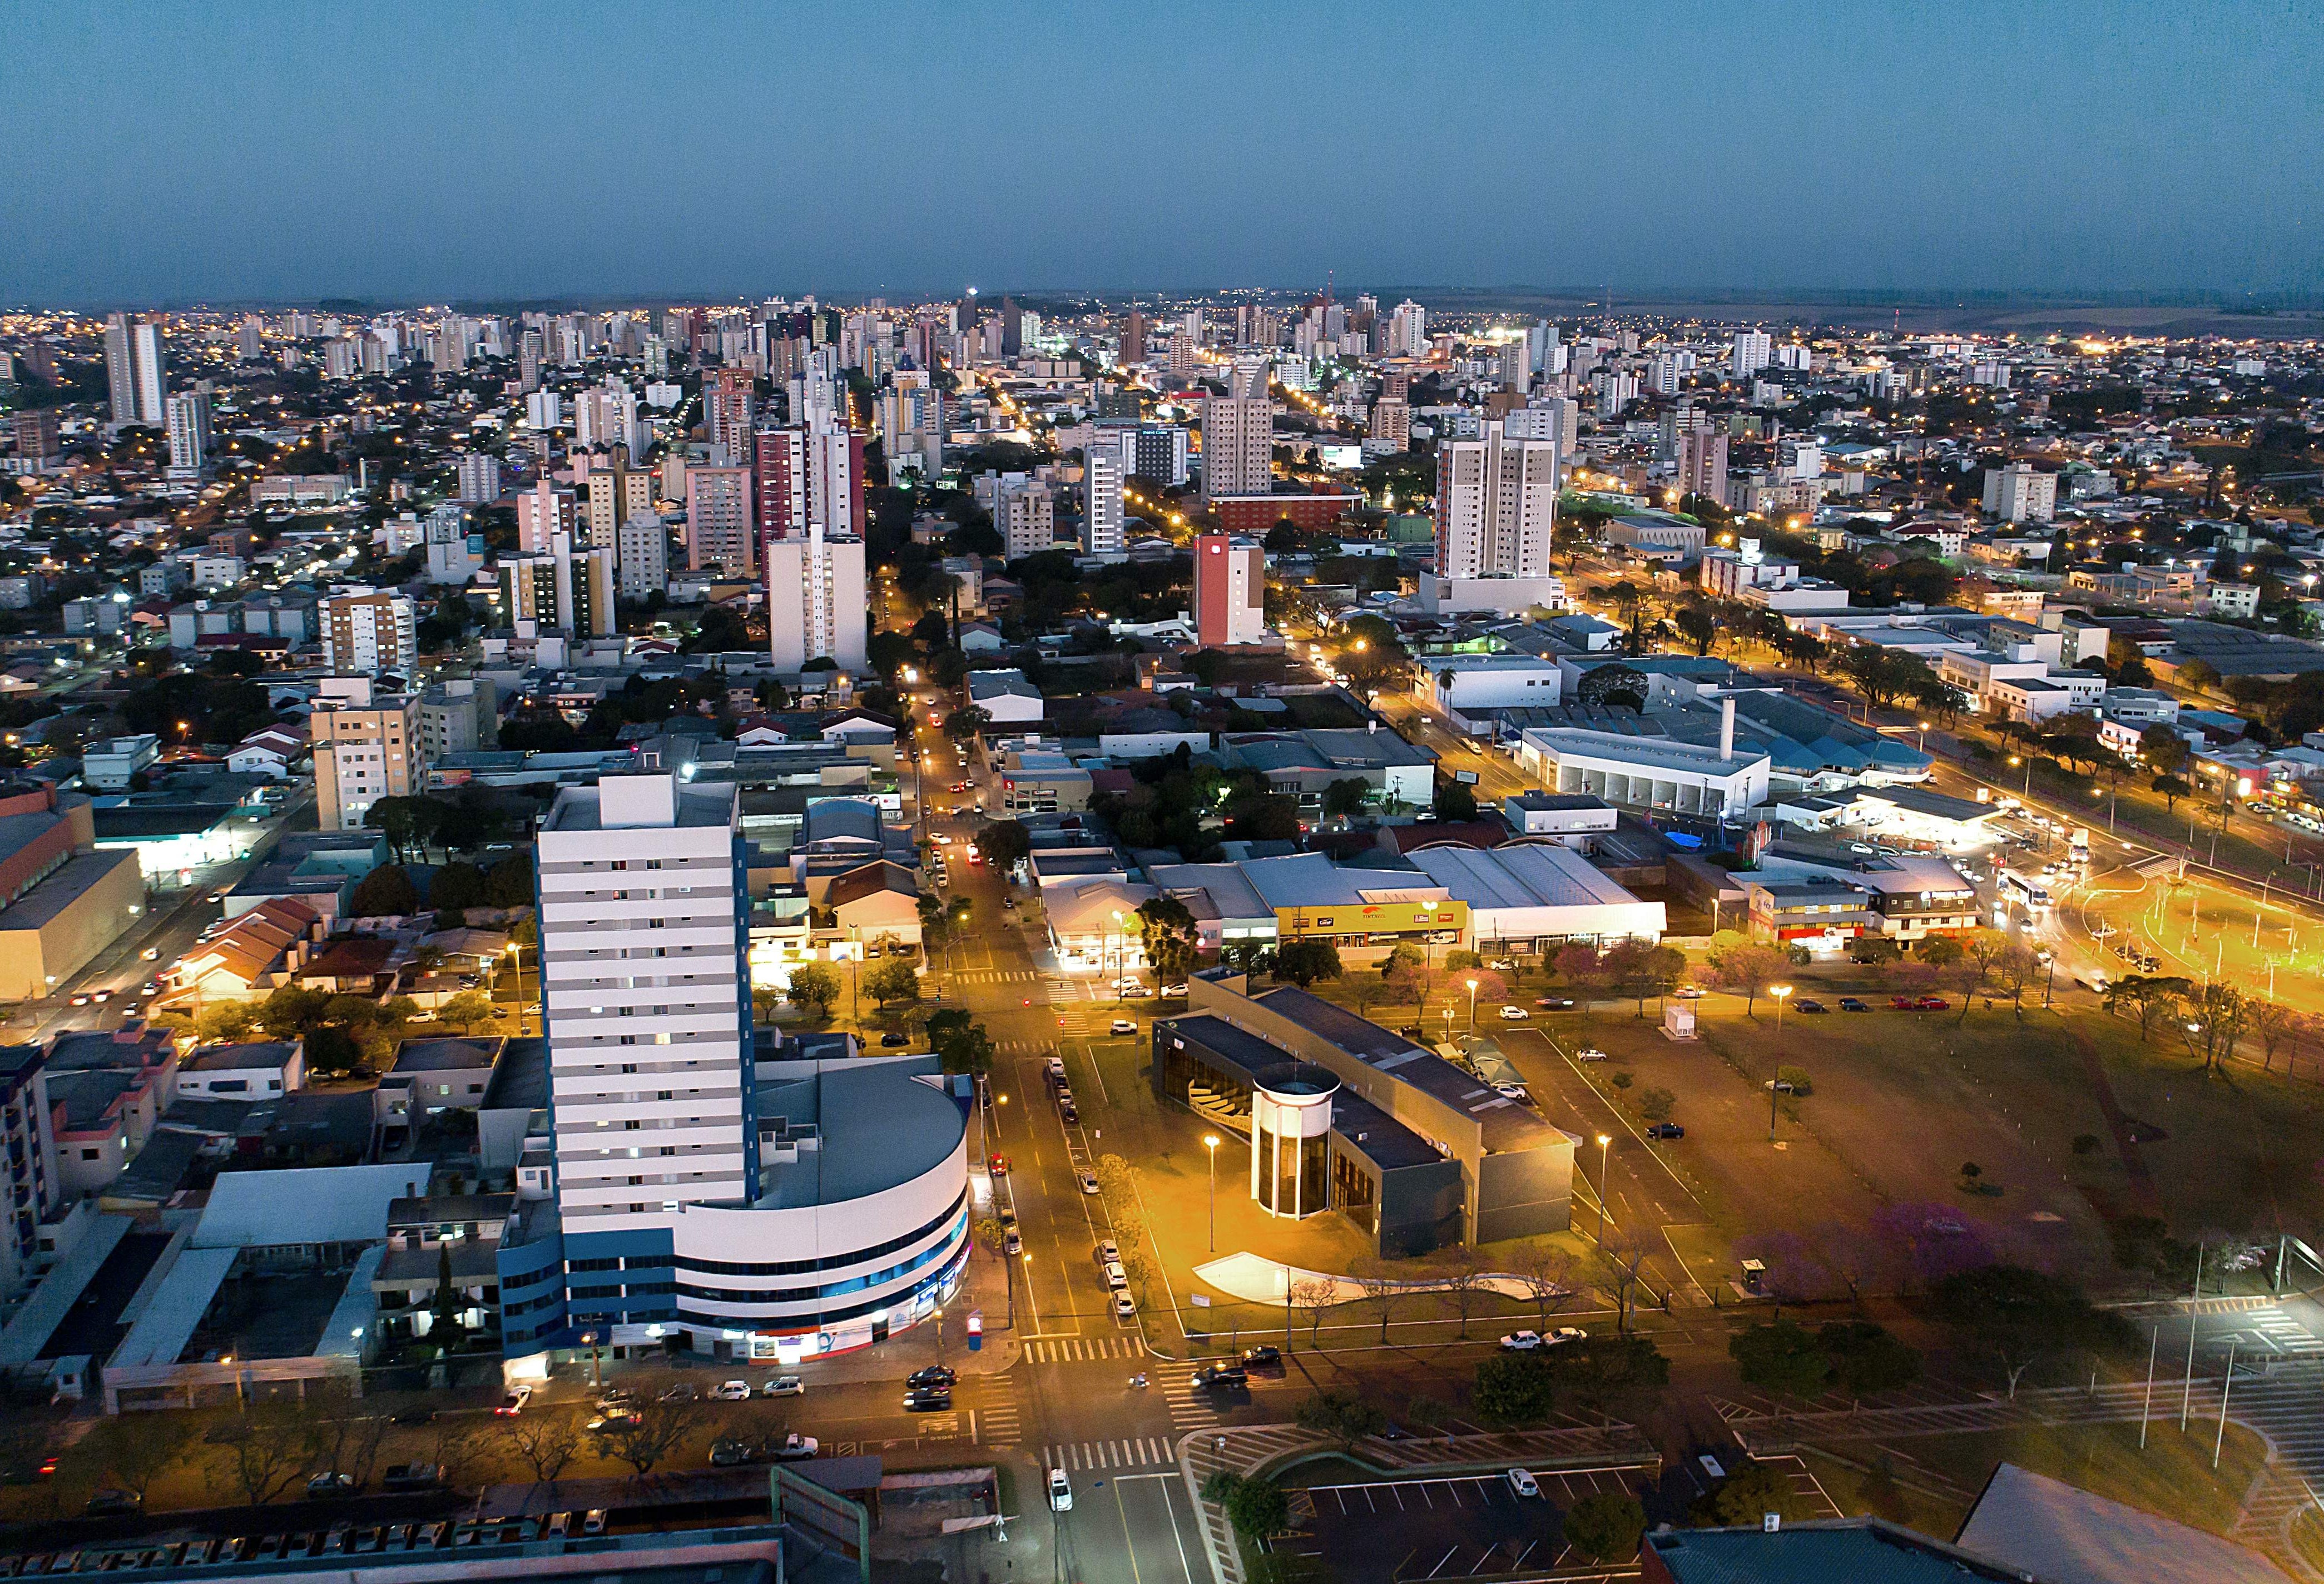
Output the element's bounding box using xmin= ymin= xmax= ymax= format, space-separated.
xmin=786 ymin=962 xmax=841 ymax=1020
xmin=484 ymin=851 xmax=535 ymax=910
xmin=595 ymin=1399 xmax=703 ymax=1476
xmin=437 ymin=991 xmax=493 ymax=1033
xmin=1433 ymin=777 xmax=1479 ymax=821
xmin=1206 ymin=1471 xmax=1289 ymax=1541
xmin=925 ymin=1009 xmax=996 ymax=1075
xmin=1382 ymin=942 xmax=1434 ymax=1014
xmin=1322 ymin=777 xmax=1372 ymax=821
xmin=77 ymin=1414 xmax=192 ymax=1502
xmin=505 ymin=1411 xmax=584 ymax=1483
xmin=1290 ymin=1277 xmax=1339 ymax=1345
xmin=430 ymin=861 xmax=488 ymax=912
xmin=1564 ymin=1492 xmax=1646 ymax=1565
xmin=1553 ymin=943 xmax=1611 ymax=1016
xmin=350 ymin=863 xmax=419 ymax=917
xmin=2152 ymin=773 xmax=2193 ymax=812
xmin=2188 ymin=980 xmax=2252 ymax=1073
xmin=1295 ymin=1391 xmax=1386 ymax=1452
xmin=2140 ymin=724 xmax=2191 ymax=777
xmin=1818 ymin=1320 xmax=1922 ymax=1396
xmin=1602 ymin=940 xmax=1686 ymax=1017
xmin=1513 ymin=1245 xmax=1583 ymax=1330
xmin=942 ymin=706 xmax=991 ymax=741
xmin=1472 ymin=1352 xmax=1559 ymax=1424
xmin=1931 ymin=1264 xmax=2133 ymax=1398
xmin=1134 ymin=895 xmax=1200 ymax=986
xmin=2246 ymin=999 xmax=2305 ymax=1071
xmin=1705 ymin=941 xmax=1790 ymax=1016
xmin=214 ymin=1398 xmax=321 ymax=1505
xmin=196 ymin=1001 xmax=259 ymax=1044
xmin=1272 ymin=939 xmax=1343 ymax=988
xmin=1637 ymin=1086 xmax=1676 ymax=1123
xmin=1350 ymin=1257 xmax=1404 ymax=1342
xmin=1729 ymin=1320 xmax=1830 ymax=1421
xmin=1711 ymin=1461 xmax=1809 ymax=1527
xmin=1953 ymin=928 xmax=2011 ymax=1022
xmin=364 ymin=797 xmax=443 ymax=863
xmin=863 ymin=959 xmax=921 ymax=1009
xmin=430 ymin=1240 xmax=464 ymax=1342
xmin=1990 ymin=940 xmax=2040 ymax=1018
xmin=979 ymin=818 xmax=1032 ymax=872
xmin=1673 ymin=605 xmax=1719 ymax=657
xmin=1433 ymin=1247 xmax=1493 ymax=1338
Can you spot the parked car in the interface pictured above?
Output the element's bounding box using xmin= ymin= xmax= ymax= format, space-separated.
xmin=1574 ymin=1046 xmax=1608 ymax=1062
xmin=1796 ymin=999 xmax=1829 ymax=1014
xmin=1096 ymin=1238 xmax=1119 ymax=1264
xmin=1103 ymin=1260 xmax=1128 ymax=1290
xmin=84 ymin=1490 xmax=141 ymax=1517
xmin=658 ymin=1384 xmax=700 ymax=1403
xmin=582 ymin=1511 xmax=608 ymax=1536
xmin=1496 ymin=1005 xmax=1530 ymax=1021
xmin=1113 ymin=1291 xmax=1137 ymax=1318
xmin=304 ymin=1472 xmax=356 ymax=1499
xmin=770 ymin=1434 xmax=820 ymax=1462
xmin=1507 ymin=1468 xmax=1540 ymax=1499
xmin=1837 ymin=997 xmax=1869 ymax=1012
xmin=1647 ymin=1121 xmax=1685 ymax=1139
xmin=1048 ymin=1468 xmax=1073 ymax=1513
xmin=1004 ymin=1230 xmax=1022 ymax=1255
xmin=762 ymin=1376 xmax=805 ymax=1398
xmin=708 ymin=1438 xmax=759 ymax=1467
xmin=381 ymin=1464 xmax=443 ymax=1492
xmin=711 ymin=1379 xmax=752 ymax=1401
xmin=1059 ymin=1103 xmax=1078 ymax=1125
xmin=1499 ymin=1330 xmax=1545 ymax=1350
xmin=1912 ymin=996 xmax=1949 ymax=1011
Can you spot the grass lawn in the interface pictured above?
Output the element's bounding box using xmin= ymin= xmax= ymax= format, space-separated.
xmin=1846 ymin=1418 xmax=2271 ymax=1541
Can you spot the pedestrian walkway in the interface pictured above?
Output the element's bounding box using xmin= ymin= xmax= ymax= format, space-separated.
xmin=1162 ymin=1367 xmax=1237 ymax=1432
xmin=952 ymin=969 xmax=1042 ymax=985
xmin=1024 ymin=1335 xmax=1144 ymax=1363
xmin=974 ymin=1385 xmax=1022 ymax=1447
xmin=1042 ymin=1436 xmax=1179 ymax=1472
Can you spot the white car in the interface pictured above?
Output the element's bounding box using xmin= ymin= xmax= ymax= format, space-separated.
xmin=762 ymin=1376 xmax=804 ymax=1398
xmin=1575 ymin=1046 xmax=1609 ymax=1062
xmin=1109 ymin=1019 xmax=1137 ymax=1036
xmin=712 ymin=1379 xmax=751 ymax=1401
xmin=1113 ymin=1291 xmax=1137 ymax=1319
xmin=1079 ymin=1172 xmax=1101 ymax=1195
xmin=1497 ymin=1005 xmax=1530 ymax=1021
xmin=1048 ymin=1468 xmax=1073 ymax=1512
xmin=1507 ymin=1468 xmax=1540 ymax=1499
xmin=1499 ymin=1330 xmax=1545 ymax=1351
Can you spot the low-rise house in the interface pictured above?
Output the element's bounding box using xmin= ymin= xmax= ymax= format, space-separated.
xmin=175 ymin=1039 xmax=303 ymax=1099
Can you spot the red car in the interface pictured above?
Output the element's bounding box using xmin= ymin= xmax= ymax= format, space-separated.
xmin=1914 ymin=996 xmax=1950 ymax=1011
xmin=1889 ymin=996 xmax=1918 ymax=1010
xmin=988 ymin=1154 xmax=1009 ymax=1177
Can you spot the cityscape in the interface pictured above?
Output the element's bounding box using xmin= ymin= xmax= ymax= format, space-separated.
xmin=1 ymin=6 xmax=2323 ymax=1584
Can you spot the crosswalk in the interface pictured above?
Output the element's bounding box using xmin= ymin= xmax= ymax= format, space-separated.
xmin=952 ymin=969 xmax=1042 ymax=985
xmin=975 ymin=1389 xmax=1022 ymax=1447
xmin=1040 ymin=1436 xmax=1178 ymax=1472
xmin=2202 ymin=1308 xmax=2324 ymax=1361
xmin=1161 ymin=1368 xmax=1234 ymax=1431
xmin=1025 ymin=1335 xmax=1145 ymax=1363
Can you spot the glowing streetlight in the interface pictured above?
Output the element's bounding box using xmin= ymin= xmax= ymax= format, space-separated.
xmin=1203 ymin=1134 xmax=1222 ymax=1250
xmin=1594 ymin=1133 xmax=1613 ymax=1246
xmin=1466 ymin=976 xmax=1480 ymax=1030
xmin=1767 ymin=986 xmax=1793 ymax=1141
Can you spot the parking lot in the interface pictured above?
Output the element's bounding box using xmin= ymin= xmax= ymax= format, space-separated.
xmin=1281 ymin=1467 xmax=1652 ymax=1584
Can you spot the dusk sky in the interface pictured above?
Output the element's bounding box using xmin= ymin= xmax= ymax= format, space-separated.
xmin=6 ymin=0 xmax=2318 ymax=304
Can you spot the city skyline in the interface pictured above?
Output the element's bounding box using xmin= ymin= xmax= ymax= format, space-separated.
xmin=4 ymin=1 xmax=2318 ymax=304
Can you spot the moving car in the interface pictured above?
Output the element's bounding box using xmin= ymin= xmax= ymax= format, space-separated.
xmin=1048 ymin=1468 xmax=1073 ymax=1513
xmin=305 ymin=1472 xmax=356 ymax=1499
xmin=903 ymin=1387 xmax=952 ymax=1412
xmin=712 ymin=1380 xmax=752 ymax=1401
xmin=988 ymin=1153 xmax=1009 ymax=1176
xmin=879 ymin=1032 xmax=910 ymax=1047
xmin=908 ymin=1365 xmax=957 ymax=1390
xmin=770 ymin=1434 xmax=820 ymax=1462
xmin=1192 ymin=1364 xmax=1247 ymax=1389
xmin=494 ymin=1386 xmax=531 ymax=1416
xmin=1497 ymin=1005 xmax=1530 ymax=1021
xmin=762 ymin=1376 xmax=805 ymax=1398
xmin=587 ymin=1411 xmax=642 ymax=1432
xmin=1078 ymin=1171 xmax=1101 ymax=1195
xmin=1109 ymin=1018 xmax=1138 ymax=1036
xmin=1240 ymin=1345 xmax=1284 ymax=1373
xmin=1535 ymin=996 xmax=1576 ymax=1010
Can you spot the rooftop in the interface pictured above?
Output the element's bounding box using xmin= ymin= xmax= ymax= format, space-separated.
xmin=755 ymin=1059 xmax=964 ymax=1209
xmin=1644 ymin=1518 xmax=2035 ymax=1583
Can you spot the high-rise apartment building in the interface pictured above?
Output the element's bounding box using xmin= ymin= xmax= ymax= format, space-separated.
xmin=704 ymin=369 xmax=756 ymax=465
xmin=1730 ymin=331 xmax=1773 ymax=379
xmin=1981 ymin=461 xmax=2057 ymax=524
xmin=586 ymin=454 xmax=655 ymax=548
xmin=1135 ymin=425 xmax=1191 ymax=486
xmin=616 ymin=512 xmax=670 ymax=601
xmin=764 ymin=534 xmax=866 ymax=672
xmin=1388 ymin=300 xmax=1427 ymax=356
xmin=103 ymin=313 xmax=166 ymax=427
xmin=312 ymin=678 xmax=421 ymax=832
xmin=998 ymin=477 xmax=1054 ymax=559
xmin=1201 ymin=356 xmax=1274 ymax=503
xmin=11 ymin=411 xmax=60 ymax=470
xmin=685 ymin=465 xmax=756 ymax=575
xmin=501 ymin=532 xmax=615 ymax=636
xmin=165 ymin=391 xmax=211 ymax=474
xmin=457 ymin=451 xmax=502 ymax=505
xmin=1083 ymin=446 xmax=1124 ymax=557
xmin=1193 ymin=534 xmax=1266 ymax=645
xmin=237 ymin=314 xmax=264 ymax=361
xmin=1436 ymin=420 xmax=1559 ymax=580
xmin=1676 ymin=425 xmax=1730 ymax=508
xmin=321 ymin=590 xmax=418 ymax=675
xmin=517 ymin=478 xmax=577 ymax=552
xmin=417 ymin=677 xmax=498 ymax=761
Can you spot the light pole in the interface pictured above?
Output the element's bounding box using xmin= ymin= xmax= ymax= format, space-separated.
xmin=1111 ymin=910 xmax=1126 ymax=999
xmin=1916 ymin=719 xmax=1930 ymax=753
xmin=1465 ymin=977 xmax=1480 ymax=1031
xmin=1767 ymin=985 xmax=1793 ymax=1142
xmin=1203 ymin=1134 xmax=1221 ymax=1251
xmin=1594 ymin=1133 xmax=1612 ymax=1247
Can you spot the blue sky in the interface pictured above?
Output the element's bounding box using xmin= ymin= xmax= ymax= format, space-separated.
xmin=4 ymin=0 xmax=2318 ymax=303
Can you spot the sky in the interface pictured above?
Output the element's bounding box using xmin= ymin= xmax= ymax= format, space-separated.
xmin=4 ymin=0 xmax=2320 ymax=305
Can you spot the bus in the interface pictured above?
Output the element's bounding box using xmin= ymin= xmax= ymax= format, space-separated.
xmin=1999 ymin=870 xmax=2053 ymax=912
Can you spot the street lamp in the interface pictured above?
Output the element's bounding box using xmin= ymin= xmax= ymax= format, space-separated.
xmin=1594 ymin=1133 xmax=1612 ymax=1247
xmin=1203 ymin=1134 xmax=1222 ymax=1251
xmin=1767 ymin=986 xmax=1793 ymax=1143
xmin=1916 ymin=720 xmax=1930 ymax=752
xmin=1465 ymin=977 xmax=1480 ymax=1031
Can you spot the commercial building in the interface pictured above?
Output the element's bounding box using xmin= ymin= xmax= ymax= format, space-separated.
xmin=1155 ymin=971 xmax=1575 ymax=1255
xmin=1406 ymin=843 xmax=1665 ymax=952
xmin=320 ymin=590 xmax=417 ymax=675
xmin=0 ymin=785 xmax=146 ymax=1002
xmin=311 ymin=677 xmax=420 ymax=831
xmin=1513 ymin=723 xmax=1773 ymax=819
xmin=1436 ymin=419 xmax=1558 ymax=582
xmin=527 ymin=771 xmax=967 ymax=1364
xmin=1193 ymin=533 xmax=1266 ymax=645
xmin=81 ymin=736 xmax=160 ymax=792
